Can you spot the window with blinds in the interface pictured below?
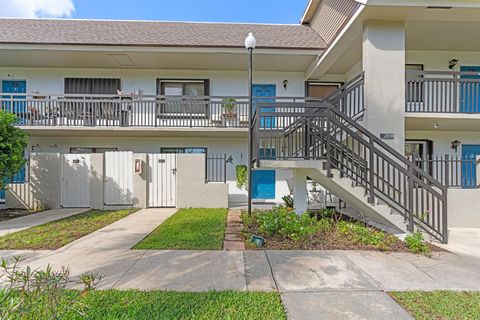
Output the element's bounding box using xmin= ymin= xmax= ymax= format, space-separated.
xmin=64 ymin=78 xmax=121 ymax=95
xmin=156 ymin=79 xmax=210 ymax=115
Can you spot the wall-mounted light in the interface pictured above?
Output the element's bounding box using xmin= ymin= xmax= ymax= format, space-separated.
xmin=451 ymin=140 xmax=461 ymax=153
xmin=31 ymin=144 xmax=40 ymax=151
xmin=226 ymin=155 xmax=233 ymax=164
xmin=283 ymin=79 xmax=288 ymax=90
xmin=448 ymin=59 xmax=459 ymax=70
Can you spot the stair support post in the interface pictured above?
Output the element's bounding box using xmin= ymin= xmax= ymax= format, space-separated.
xmin=304 ymin=120 xmax=310 ymax=160
xmin=293 ymin=169 xmax=308 ymax=215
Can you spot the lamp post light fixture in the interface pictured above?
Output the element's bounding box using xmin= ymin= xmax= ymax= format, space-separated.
xmin=245 ymin=32 xmax=256 ymax=216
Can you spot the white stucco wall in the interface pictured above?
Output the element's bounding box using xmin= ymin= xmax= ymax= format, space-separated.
xmin=407 ymin=50 xmax=480 ymax=71
xmin=362 ymin=20 xmax=406 ymax=153
xmin=406 ymin=130 xmax=480 ymax=156
xmin=0 ymin=67 xmax=306 ymax=98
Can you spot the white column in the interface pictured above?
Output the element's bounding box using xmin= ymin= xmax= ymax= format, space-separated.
xmin=362 ymin=20 xmax=406 ymax=154
xmin=293 ymin=170 xmax=307 ymax=214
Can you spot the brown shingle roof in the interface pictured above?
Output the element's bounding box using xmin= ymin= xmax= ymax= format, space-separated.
xmin=0 ymin=19 xmax=326 ymax=50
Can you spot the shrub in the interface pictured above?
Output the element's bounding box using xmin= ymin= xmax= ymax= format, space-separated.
xmin=236 ymin=165 xmax=247 ymax=190
xmin=0 ymin=256 xmax=102 ymax=319
xmin=281 ymin=195 xmax=294 ymax=208
xmin=250 ymin=206 xmax=323 ymax=241
xmin=337 ymin=221 xmax=398 ymax=249
xmin=404 ymin=232 xmax=431 ymax=255
xmin=0 ymin=111 xmax=28 ymax=190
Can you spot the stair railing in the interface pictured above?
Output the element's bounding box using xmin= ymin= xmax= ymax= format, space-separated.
xmin=252 ymin=103 xmax=448 ymax=243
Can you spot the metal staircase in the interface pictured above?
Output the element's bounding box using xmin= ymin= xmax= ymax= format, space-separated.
xmin=252 ymin=102 xmax=448 ymax=243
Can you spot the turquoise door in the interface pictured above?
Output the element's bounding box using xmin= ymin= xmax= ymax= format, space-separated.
xmin=252 ymin=86 xmax=276 ymax=200
xmin=460 ymin=66 xmax=480 ymax=113
xmin=253 ymin=84 xmax=276 ymax=128
xmin=253 ymin=148 xmax=276 ymax=200
xmin=462 ymin=145 xmax=480 ymax=189
xmin=252 ymin=170 xmax=276 ymax=200
xmin=2 ymin=80 xmax=27 ymax=122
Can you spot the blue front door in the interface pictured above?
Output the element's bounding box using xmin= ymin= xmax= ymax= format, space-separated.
xmin=253 ymin=84 xmax=276 ymax=128
xmin=462 ymin=145 xmax=480 ymax=189
xmin=253 ymin=148 xmax=276 ymax=200
xmin=460 ymin=66 xmax=480 ymax=113
xmin=252 ymin=170 xmax=276 ymax=200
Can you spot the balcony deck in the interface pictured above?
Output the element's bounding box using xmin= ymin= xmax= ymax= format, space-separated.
xmin=0 ymin=94 xmax=320 ymax=131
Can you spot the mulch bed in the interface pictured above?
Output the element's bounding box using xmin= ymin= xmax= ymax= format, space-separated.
xmin=243 ymin=222 xmax=443 ymax=253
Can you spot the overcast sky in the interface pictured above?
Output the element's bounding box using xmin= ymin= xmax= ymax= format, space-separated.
xmin=0 ymin=0 xmax=306 ymax=24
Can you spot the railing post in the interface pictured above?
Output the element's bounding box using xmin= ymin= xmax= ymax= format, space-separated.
xmin=407 ymin=163 xmax=415 ymax=232
xmin=304 ymin=120 xmax=310 ymax=160
xmin=205 ymin=155 xmax=208 ymax=183
xmin=442 ymin=188 xmax=448 ymax=244
xmin=367 ymin=137 xmax=375 ymax=203
xmin=453 ymin=73 xmax=459 ymax=112
xmin=444 ymin=154 xmax=450 ymax=188
xmin=224 ymin=153 xmax=227 ymax=183
xmin=325 ymin=109 xmax=332 ymax=177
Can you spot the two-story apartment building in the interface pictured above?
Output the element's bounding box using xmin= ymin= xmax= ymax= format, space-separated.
xmin=2 ymin=0 xmax=480 ymax=243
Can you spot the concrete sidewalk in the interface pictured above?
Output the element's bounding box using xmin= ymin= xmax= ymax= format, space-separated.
xmin=2 ymin=210 xmax=480 ymax=319
xmin=0 ymin=208 xmax=87 ymax=237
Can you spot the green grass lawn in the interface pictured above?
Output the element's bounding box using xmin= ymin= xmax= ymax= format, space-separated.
xmin=2 ymin=290 xmax=286 ymax=320
xmin=134 ymin=208 xmax=228 ymax=250
xmin=0 ymin=209 xmax=137 ymax=250
xmin=390 ymin=291 xmax=480 ymax=320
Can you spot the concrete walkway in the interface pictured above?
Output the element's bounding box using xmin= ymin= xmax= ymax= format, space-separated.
xmin=0 ymin=208 xmax=88 ymax=237
xmin=2 ymin=211 xmax=480 ymax=319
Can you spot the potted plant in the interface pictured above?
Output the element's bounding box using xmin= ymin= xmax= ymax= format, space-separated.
xmin=222 ymin=97 xmax=237 ymax=115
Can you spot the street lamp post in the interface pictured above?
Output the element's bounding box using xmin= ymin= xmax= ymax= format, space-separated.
xmin=245 ymin=32 xmax=256 ymax=216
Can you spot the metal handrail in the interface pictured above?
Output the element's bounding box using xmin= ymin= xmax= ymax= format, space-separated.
xmin=253 ymin=103 xmax=448 ymax=243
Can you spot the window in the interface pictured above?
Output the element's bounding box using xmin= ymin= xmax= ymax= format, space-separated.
xmin=70 ymin=147 xmax=118 ymax=154
xmin=406 ymin=64 xmax=424 ymax=103
xmin=64 ymin=78 xmax=121 ymax=95
xmin=157 ymin=79 xmax=209 ymax=115
xmin=160 ymin=147 xmax=207 ymax=154
xmin=405 ymin=140 xmax=433 ymax=175
xmin=306 ymin=82 xmax=342 ymax=99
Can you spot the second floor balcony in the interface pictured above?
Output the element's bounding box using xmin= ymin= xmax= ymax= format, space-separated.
xmin=0 ymin=94 xmax=253 ymax=129
xmin=0 ymin=94 xmax=327 ymax=130
xmin=406 ymin=70 xmax=480 ymax=114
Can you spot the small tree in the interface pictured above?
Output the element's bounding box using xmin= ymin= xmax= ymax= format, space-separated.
xmin=0 ymin=111 xmax=28 ymax=189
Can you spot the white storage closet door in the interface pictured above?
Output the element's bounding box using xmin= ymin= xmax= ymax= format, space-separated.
xmin=104 ymin=151 xmax=134 ymax=205
xmin=62 ymin=154 xmax=91 ymax=207
xmin=148 ymin=154 xmax=176 ymax=207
